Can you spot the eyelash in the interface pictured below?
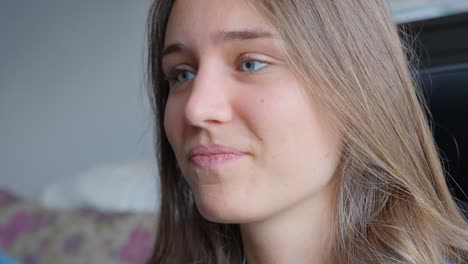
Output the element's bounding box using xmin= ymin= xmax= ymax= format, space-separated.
xmin=164 ymin=54 xmax=269 ymax=84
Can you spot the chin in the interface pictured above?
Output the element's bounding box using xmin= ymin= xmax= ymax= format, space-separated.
xmin=194 ymin=193 xmax=250 ymax=224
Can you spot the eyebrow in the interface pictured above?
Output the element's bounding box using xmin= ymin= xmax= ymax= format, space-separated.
xmin=162 ymin=29 xmax=277 ymax=58
xmin=212 ymin=29 xmax=275 ymax=43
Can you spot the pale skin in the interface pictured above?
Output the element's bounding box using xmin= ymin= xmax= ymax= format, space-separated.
xmin=162 ymin=0 xmax=342 ymax=263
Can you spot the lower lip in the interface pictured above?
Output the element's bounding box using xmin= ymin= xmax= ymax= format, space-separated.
xmin=190 ymin=153 xmax=245 ymax=169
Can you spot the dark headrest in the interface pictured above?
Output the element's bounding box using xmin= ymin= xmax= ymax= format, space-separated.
xmin=418 ymin=64 xmax=468 ymax=202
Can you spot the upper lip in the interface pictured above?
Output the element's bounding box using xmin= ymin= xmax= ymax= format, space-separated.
xmin=188 ymin=144 xmax=247 ymax=159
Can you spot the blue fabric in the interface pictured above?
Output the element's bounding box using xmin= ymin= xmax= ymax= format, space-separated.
xmin=0 ymin=250 xmax=20 ymax=264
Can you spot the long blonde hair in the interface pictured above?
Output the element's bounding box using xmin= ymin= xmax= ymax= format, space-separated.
xmin=146 ymin=0 xmax=468 ymax=263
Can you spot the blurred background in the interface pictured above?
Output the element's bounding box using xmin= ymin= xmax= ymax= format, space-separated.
xmin=390 ymin=0 xmax=468 ymax=23
xmin=0 ymin=0 xmax=157 ymax=210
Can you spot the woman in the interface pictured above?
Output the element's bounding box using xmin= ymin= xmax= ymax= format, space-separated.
xmin=146 ymin=0 xmax=468 ymax=263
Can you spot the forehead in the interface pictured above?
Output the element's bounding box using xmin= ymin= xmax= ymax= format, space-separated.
xmin=164 ymin=0 xmax=277 ymax=48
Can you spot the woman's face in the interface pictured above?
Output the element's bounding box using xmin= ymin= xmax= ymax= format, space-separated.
xmin=163 ymin=0 xmax=342 ymax=223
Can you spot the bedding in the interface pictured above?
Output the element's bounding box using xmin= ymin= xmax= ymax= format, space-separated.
xmin=0 ymin=188 xmax=156 ymax=264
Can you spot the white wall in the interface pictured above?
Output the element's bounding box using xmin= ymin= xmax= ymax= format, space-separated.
xmin=0 ymin=0 xmax=155 ymax=200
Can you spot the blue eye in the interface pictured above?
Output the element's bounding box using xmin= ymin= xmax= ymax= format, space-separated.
xmin=176 ymin=71 xmax=195 ymax=83
xmin=240 ymin=60 xmax=267 ymax=73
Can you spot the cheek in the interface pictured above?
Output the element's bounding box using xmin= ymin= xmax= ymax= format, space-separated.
xmin=163 ymin=97 xmax=185 ymax=148
xmin=238 ymin=80 xmax=341 ymax=189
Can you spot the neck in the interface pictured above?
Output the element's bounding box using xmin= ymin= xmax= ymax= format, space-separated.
xmin=240 ymin=187 xmax=335 ymax=264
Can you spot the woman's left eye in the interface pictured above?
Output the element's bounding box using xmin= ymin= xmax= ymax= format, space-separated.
xmin=239 ymin=60 xmax=268 ymax=73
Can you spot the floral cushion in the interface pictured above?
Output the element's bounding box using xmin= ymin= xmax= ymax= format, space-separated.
xmin=0 ymin=188 xmax=156 ymax=264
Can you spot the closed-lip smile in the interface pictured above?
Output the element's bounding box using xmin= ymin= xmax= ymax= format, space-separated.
xmin=188 ymin=145 xmax=247 ymax=169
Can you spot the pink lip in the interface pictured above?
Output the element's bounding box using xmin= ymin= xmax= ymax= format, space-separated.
xmin=188 ymin=145 xmax=247 ymax=169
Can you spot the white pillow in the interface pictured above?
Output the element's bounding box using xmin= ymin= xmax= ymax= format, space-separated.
xmin=40 ymin=159 xmax=160 ymax=213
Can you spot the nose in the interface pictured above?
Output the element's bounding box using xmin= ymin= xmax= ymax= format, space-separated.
xmin=184 ymin=65 xmax=233 ymax=128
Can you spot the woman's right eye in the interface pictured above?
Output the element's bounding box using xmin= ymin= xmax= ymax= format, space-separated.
xmin=165 ymin=69 xmax=196 ymax=86
xmin=176 ymin=71 xmax=196 ymax=83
